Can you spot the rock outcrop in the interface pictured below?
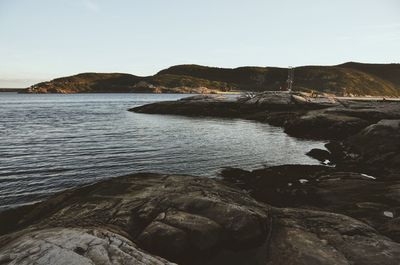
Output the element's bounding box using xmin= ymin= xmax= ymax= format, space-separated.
xmin=131 ymin=92 xmax=400 ymax=141
xmin=221 ymin=165 xmax=400 ymax=242
xmin=284 ymin=110 xmax=370 ymax=139
xmin=267 ymin=207 xmax=400 ymax=265
xmin=343 ymin=119 xmax=400 ymax=172
xmin=0 ymin=174 xmax=269 ymax=264
xmin=2 ymin=173 xmax=400 ymax=264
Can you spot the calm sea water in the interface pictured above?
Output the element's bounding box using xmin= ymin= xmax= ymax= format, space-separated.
xmin=0 ymin=93 xmax=325 ymax=210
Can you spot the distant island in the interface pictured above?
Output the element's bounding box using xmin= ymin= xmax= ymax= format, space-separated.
xmin=23 ymin=62 xmax=400 ymax=96
xmin=0 ymin=88 xmax=24 ymax=92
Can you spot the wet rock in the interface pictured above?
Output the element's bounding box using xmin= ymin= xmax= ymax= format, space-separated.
xmin=306 ymin=148 xmax=332 ymax=163
xmin=324 ymin=141 xmax=346 ymax=163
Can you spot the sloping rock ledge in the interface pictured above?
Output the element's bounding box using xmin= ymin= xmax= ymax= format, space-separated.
xmin=1 ymin=173 xmax=400 ymax=265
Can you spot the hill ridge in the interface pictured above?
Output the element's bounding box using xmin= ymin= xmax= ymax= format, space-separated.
xmin=25 ymin=62 xmax=400 ymax=96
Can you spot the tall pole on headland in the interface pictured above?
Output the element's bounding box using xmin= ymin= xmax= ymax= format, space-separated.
xmin=287 ymin=66 xmax=294 ymax=92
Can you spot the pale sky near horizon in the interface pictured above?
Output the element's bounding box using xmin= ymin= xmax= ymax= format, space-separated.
xmin=1 ymin=0 xmax=399 ymax=88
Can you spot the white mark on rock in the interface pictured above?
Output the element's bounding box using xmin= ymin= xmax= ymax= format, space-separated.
xmin=383 ymin=211 xmax=394 ymax=218
xmin=361 ymin=173 xmax=376 ymax=180
xmin=288 ymin=183 xmax=293 ymax=187
xmin=299 ymin=179 xmax=309 ymax=184
xmin=323 ymin=159 xmax=330 ymax=165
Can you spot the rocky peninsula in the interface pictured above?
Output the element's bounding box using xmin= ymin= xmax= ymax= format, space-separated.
xmin=1 ymin=92 xmax=400 ymax=264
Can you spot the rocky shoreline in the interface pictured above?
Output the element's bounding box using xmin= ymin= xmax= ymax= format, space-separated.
xmin=131 ymin=92 xmax=400 ymax=173
xmin=2 ymin=173 xmax=400 ymax=264
xmin=1 ymin=92 xmax=400 ymax=264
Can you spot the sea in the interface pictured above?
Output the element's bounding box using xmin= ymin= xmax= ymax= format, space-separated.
xmin=0 ymin=93 xmax=326 ymax=210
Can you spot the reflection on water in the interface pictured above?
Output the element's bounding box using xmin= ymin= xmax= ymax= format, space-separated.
xmin=0 ymin=93 xmax=325 ymax=210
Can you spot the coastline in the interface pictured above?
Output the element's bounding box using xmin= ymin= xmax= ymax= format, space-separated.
xmin=1 ymin=92 xmax=400 ymax=264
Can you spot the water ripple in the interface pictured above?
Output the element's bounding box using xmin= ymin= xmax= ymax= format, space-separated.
xmin=0 ymin=93 xmax=326 ymax=210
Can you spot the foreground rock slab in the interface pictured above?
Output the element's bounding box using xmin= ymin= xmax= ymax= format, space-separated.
xmin=0 ymin=174 xmax=269 ymax=264
xmin=1 ymin=173 xmax=400 ymax=264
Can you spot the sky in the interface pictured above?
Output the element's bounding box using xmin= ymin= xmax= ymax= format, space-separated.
xmin=0 ymin=0 xmax=399 ymax=88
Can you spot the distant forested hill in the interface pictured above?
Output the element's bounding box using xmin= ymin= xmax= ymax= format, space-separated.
xmin=24 ymin=62 xmax=400 ymax=96
xmin=339 ymin=62 xmax=400 ymax=89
